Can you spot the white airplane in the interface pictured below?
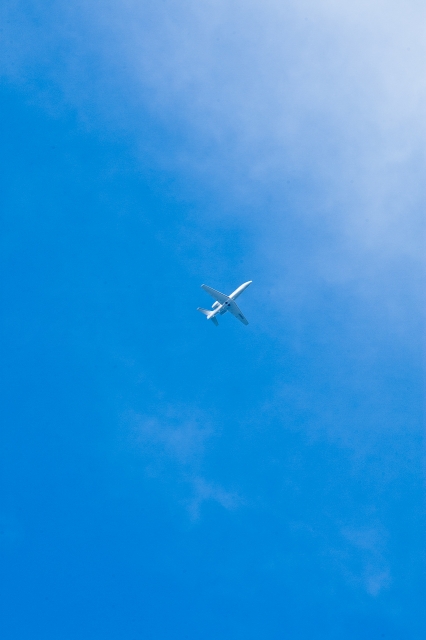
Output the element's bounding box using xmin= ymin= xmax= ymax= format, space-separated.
xmin=197 ymin=281 xmax=252 ymax=326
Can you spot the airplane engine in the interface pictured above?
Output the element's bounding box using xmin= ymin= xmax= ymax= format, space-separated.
xmin=212 ymin=301 xmax=220 ymax=309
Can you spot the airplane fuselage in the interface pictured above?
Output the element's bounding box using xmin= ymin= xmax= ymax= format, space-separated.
xmin=209 ymin=281 xmax=251 ymax=318
xmin=197 ymin=281 xmax=252 ymax=326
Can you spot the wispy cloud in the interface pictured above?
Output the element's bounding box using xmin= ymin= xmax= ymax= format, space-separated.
xmin=340 ymin=522 xmax=391 ymax=596
xmin=7 ymin=1 xmax=422 ymax=341
xmin=124 ymin=407 xmax=240 ymax=519
xmin=88 ymin=0 xmax=426 ymax=263
xmin=3 ymin=1 xmax=425 ymax=269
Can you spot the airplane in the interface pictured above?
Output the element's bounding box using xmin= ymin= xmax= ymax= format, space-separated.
xmin=197 ymin=281 xmax=252 ymax=326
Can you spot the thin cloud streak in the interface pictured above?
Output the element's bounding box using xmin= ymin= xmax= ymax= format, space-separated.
xmin=124 ymin=408 xmax=240 ymax=519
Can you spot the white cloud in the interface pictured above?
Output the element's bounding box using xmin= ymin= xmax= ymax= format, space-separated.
xmin=124 ymin=407 xmax=240 ymax=518
xmin=2 ymin=0 xmax=425 ymax=282
xmin=341 ymin=522 xmax=391 ymax=596
xmin=88 ymin=0 xmax=426 ymax=245
xmin=130 ymin=407 xmax=211 ymax=465
xmin=186 ymin=475 xmax=240 ymax=520
xmin=84 ymin=1 xmax=426 ymax=309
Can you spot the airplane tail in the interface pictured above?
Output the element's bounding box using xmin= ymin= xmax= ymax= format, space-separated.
xmin=197 ymin=308 xmax=219 ymax=326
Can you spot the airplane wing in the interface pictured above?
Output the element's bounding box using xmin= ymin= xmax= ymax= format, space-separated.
xmin=228 ymin=300 xmax=249 ymax=325
xmin=201 ymin=284 xmax=230 ymax=304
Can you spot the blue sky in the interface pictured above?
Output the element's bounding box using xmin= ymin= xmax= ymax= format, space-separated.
xmin=1 ymin=1 xmax=425 ymax=638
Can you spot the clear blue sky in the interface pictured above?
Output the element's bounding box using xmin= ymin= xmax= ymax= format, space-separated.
xmin=1 ymin=2 xmax=425 ymax=638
